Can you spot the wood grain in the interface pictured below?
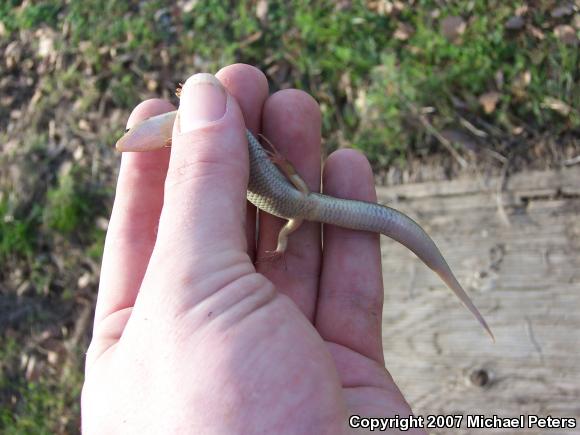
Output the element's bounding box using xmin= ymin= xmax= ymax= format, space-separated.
xmin=378 ymin=167 xmax=580 ymax=434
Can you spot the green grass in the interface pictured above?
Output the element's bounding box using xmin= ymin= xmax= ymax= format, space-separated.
xmin=0 ymin=0 xmax=578 ymax=432
xmin=0 ymin=197 xmax=36 ymax=263
xmin=44 ymin=171 xmax=95 ymax=235
xmin=3 ymin=0 xmax=576 ymax=161
xmin=0 ymin=1 xmax=61 ymax=32
xmin=0 ymin=337 xmax=82 ymax=434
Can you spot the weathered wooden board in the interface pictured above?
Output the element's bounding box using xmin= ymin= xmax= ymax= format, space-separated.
xmin=377 ymin=167 xmax=580 ymax=434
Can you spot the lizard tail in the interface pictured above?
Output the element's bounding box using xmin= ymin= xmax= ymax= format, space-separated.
xmin=310 ymin=193 xmax=494 ymax=341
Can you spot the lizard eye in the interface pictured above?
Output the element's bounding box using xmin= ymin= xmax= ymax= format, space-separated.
xmin=125 ymin=128 xmax=130 ymax=133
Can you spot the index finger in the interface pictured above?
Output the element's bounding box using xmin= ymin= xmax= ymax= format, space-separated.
xmin=215 ymin=64 xmax=270 ymax=260
xmin=94 ymin=99 xmax=174 ymax=326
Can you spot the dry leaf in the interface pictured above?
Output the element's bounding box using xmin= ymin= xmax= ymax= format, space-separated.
xmin=369 ymin=0 xmax=394 ymax=15
xmin=505 ymin=16 xmax=525 ymax=30
xmin=479 ymin=92 xmax=501 ymax=114
xmin=47 ymin=350 xmax=60 ymax=366
xmin=178 ymin=0 xmax=198 ymax=13
xmin=528 ymin=24 xmax=545 ymax=40
xmin=96 ymin=217 xmax=109 ymax=231
xmin=516 ymin=70 xmax=531 ymax=86
xmin=392 ymin=1 xmax=405 ymax=13
xmin=543 ymin=97 xmax=572 ymax=116
xmin=73 ymin=146 xmax=84 ymax=161
xmin=511 ymin=70 xmax=531 ymax=98
xmin=78 ymin=119 xmax=91 ymax=131
xmin=16 ymin=280 xmax=32 ymax=296
xmin=146 ymin=79 xmax=158 ymax=92
xmin=554 ymin=24 xmax=578 ymax=45
xmin=334 ymin=0 xmax=352 ymax=11
xmin=393 ymin=22 xmax=414 ymax=40
xmin=37 ymin=29 xmax=55 ymax=58
xmin=25 ymin=355 xmax=39 ymax=381
xmin=78 ymin=272 xmax=92 ymax=289
xmin=551 ymin=3 xmax=575 ymax=18
xmin=515 ymin=4 xmax=528 ymax=16
xmin=256 ymin=0 xmax=268 ymax=21
xmin=5 ymin=41 xmax=22 ymax=69
xmin=441 ymin=16 xmax=466 ymax=41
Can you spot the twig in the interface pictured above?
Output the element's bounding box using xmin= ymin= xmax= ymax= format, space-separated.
xmin=65 ymin=298 xmax=93 ymax=353
xmin=459 ymin=116 xmax=488 ymax=138
xmin=482 ymin=148 xmax=508 ymax=164
xmin=562 ymin=155 xmax=580 ymax=166
xmin=406 ymin=102 xmax=469 ymax=168
xmin=459 ymin=117 xmax=508 ymax=164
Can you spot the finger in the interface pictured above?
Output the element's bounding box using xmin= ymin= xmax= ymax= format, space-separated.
xmin=216 ymin=64 xmax=270 ymax=261
xmin=143 ymin=73 xmax=252 ymax=312
xmin=257 ymin=90 xmax=322 ymax=320
xmin=94 ymin=99 xmax=174 ymax=326
xmin=316 ymin=149 xmax=385 ymax=364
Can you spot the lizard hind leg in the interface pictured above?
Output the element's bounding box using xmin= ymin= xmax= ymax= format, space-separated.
xmin=258 ymin=134 xmax=310 ymax=196
xmin=258 ymin=218 xmax=304 ymax=267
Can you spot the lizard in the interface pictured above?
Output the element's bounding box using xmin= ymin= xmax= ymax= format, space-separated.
xmin=115 ymin=84 xmax=494 ymax=341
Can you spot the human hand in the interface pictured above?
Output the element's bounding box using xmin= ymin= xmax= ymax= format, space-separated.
xmin=82 ymin=64 xmax=424 ymax=434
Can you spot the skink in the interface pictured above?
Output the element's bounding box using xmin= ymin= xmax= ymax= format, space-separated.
xmin=116 ymin=107 xmax=494 ymax=341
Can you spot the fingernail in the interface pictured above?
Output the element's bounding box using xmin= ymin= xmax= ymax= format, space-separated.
xmin=178 ymin=73 xmax=227 ymax=133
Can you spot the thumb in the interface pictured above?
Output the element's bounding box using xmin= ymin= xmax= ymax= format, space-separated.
xmin=152 ymin=73 xmax=250 ymax=272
